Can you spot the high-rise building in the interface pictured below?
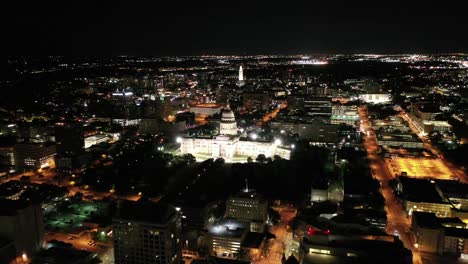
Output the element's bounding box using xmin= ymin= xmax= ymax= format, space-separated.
xmin=113 ymin=201 xmax=182 ymax=264
xmin=14 ymin=142 xmax=56 ymax=170
xmin=0 ymin=200 xmax=44 ymax=261
xmin=225 ymin=182 xmax=268 ymax=232
xmin=55 ymin=122 xmax=84 ymax=156
xmin=237 ymin=66 xmax=245 ymax=87
xmin=239 ymin=66 xmax=244 ymax=81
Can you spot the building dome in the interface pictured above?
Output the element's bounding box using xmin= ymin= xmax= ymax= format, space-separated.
xmin=221 ymin=109 xmax=236 ymax=122
xmin=220 ymin=108 xmax=237 ymax=136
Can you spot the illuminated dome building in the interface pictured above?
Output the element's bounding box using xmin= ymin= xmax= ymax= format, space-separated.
xmin=179 ymin=106 xmax=290 ymax=162
xmin=219 ymin=107 xmax=238 ymax=136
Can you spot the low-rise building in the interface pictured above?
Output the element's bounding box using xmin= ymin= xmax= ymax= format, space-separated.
xmin=270 ymin=121 xmax=338 ymax=143
xmin=84 ymin=135 xmax=110 ymax=149
xmin=14 ymin=142 xmax=56 ymax=170
xmin=300 ymin=233 xmax=412 ymax=264
xmin=376 ymin=132 xmax=424 ymax=149
xmin=412 ymin=212 xmax=468 ymax=257
xmin=395 ymin=177 xmax=453 ymax=217
xmin=190 ymin=104 xmax=224 ymax=116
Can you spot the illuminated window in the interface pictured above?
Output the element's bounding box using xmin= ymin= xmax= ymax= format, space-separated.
xmin=309 ymin=248 xmax=331 ymax=255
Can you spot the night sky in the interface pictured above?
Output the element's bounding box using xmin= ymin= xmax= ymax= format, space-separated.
xmin=2 ymin=1 xmax=467 ymax=55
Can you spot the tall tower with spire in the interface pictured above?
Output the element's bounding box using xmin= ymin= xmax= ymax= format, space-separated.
xmin=238 ymin=65 xmax=244 ymax=81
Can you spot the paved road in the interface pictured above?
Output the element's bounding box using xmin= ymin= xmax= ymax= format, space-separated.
xmin=359 ymin=106 xmax=423 ymax=264
xmin=254 ymin=206 xmax=296 ymax=264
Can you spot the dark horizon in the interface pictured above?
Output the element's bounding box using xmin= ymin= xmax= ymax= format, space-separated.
xmin=1 ymin=1 xmax=468 ymax=56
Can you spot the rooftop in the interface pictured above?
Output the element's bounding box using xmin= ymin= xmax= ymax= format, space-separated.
xmin=0 ymin=199 xmax=32 ymax=216
xmin=113 ymin=200 xmax=177 ymax=225
xmin=377 ymin=132 xmax=421 ymax=143
xmin=208 ymin=219 xmax=248 ymax=238
xmin=444 ymin=227 xmax=468 ymax=238
xmin=399 ymin=177 xmax=449 ymax=204
xmin=412 ymin=212 xmax=442 ymax=229
xmin=436 ymin=180 xmax=468 ymax=199
xmin=422 ymin=120 xmax=452 ymax=127
xmin=191 ymin=103 xmax=223 ymax=108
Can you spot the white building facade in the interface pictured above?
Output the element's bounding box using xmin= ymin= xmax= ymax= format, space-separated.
xmin=180 ymin=108 xmax=290 ymax=160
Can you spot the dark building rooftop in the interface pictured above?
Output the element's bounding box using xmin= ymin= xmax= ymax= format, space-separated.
xmin=412 ymin=212 xmax=442 ymax=229
xmin=0 ymin=199 xmax=32 ymax=216
xmin=113 ymin=200 xmax=177 ymax=225
xmin=399 ymin=177 xmax=449 ymax=204
xmin=436 ymin=179 xmax=468 ymax=199
xmin=444 ymin=227 xmax=468 ymax=238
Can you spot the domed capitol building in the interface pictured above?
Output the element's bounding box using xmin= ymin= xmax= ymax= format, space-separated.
xmin=179 ymin=107 xmax=290 ymax=162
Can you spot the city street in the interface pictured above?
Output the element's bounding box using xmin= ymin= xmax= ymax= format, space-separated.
xmin=255 ymin=206 xmax=296 ymax=264
xmin=257 ymin=102 xmax=287 ymax=127
xmin=359 ymin=106 xmax=423 ymax=264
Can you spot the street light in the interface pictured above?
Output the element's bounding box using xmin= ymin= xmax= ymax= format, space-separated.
xmin=176 ymin=137 xmax=182 ymax=143
xmin=274 ymin=139 xmax=282 ymax=146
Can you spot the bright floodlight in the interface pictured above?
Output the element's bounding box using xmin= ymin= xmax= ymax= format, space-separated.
xmin=291 ymin=144 xmax=295 ymax=149
xmin=176 ymin=137 xmax=182 ymax=143
xmin=274 ymin=139 xmax=282 ymax=146
xmin=250 ymin=133 xmax=258 ymax=140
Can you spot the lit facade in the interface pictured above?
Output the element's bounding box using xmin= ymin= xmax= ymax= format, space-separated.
xmin=239 ymin=66 xmax=244 ymax=81
xmin=358 ymin=93 xmax=391 ymax=104
xmin=84 ymin=135 xmax=110 ymax=149
xmin=189 ymin=104 xmax=223 ymax=116
xmin=208 ymin=220 xmax=248 ymax=259
xmin=113 ymin=202 xmax=182 ymax=264
xmin=180 ymin=109 xmax=290 ymax=160
xmin=14 ymin=143 xmax=56 ymax=170
xmin=226 ymin=189 xmax=268 ymax=232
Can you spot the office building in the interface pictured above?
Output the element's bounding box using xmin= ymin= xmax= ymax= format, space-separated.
xmin=270 ymin=121 xmax=339 ymax=143
xmin=207 ymin=219 xmax=248 ymax=259
xmin=395 ymin=177 xmax=453 ymax=217
xmin=376 ymin=132 xmax=424 ymax=149
xmin=300 ymin=233 xmax=412 ymax=264
xmin=226 ymin=184 xmax=268 ymax=232
xmin=287 ymin=96 xmax=332 ymax=117
xmin=55 ymin=122 xmax=85 ymax=171
xmin=54 ymin=122 xmax=84 ymax=156
xmin=0 ymin=200 xmax=44 ymax=260
xmin=113 ymin=201 xmax=182 ymax=264
xmin=84 ymin=135 xmax=110 ymax=149
xmin=412 ymin=212 xmax=468 ymax=257
xmin=14 ymin=143 xmax=56 ymax=170
xmin=331 ymin=105 xmax=360 ymax=125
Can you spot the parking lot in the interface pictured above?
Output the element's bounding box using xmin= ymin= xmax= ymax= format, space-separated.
xmin=386 ymin=156 xmax=454 ymax=180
